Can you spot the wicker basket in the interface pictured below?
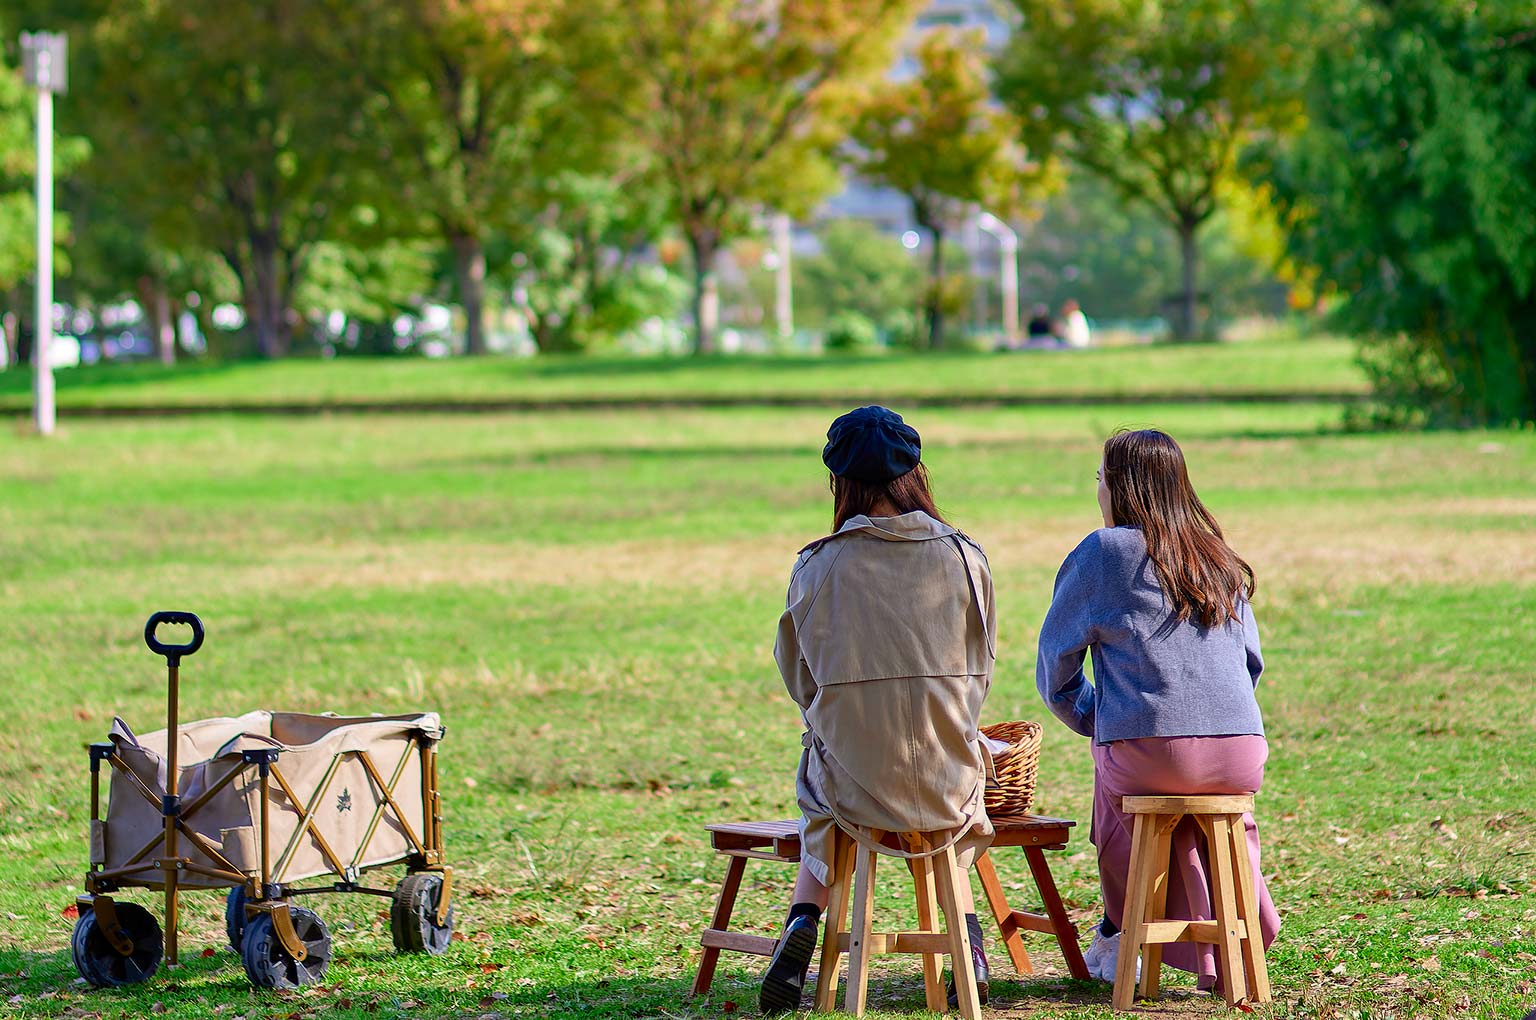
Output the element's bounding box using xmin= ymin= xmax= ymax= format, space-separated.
xmin=981 ymin=720 xmax=1043 ymax=821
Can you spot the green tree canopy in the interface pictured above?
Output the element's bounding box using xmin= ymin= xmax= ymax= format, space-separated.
xmin=583 ymin=0 xmax=921 ymax=354
xmin=77 ymin=0 xmax=374 ymax=358
xmin=794 ymin=218 xmax=921 ymax=338
xmin=315 ymin=0 xmax=585 ymax=355
xmin=489 ymin=170 xmax=682 ymax=353
xmin=850 ymin=27 xmax=1029 ymax=348
xmin=995 ymin=0 xmax=1304 ymax=338
xmin=1019 ymin=172 xmax=1288 ymax=327
xmin=1265 ymin=0 xmax=1536 ymax=425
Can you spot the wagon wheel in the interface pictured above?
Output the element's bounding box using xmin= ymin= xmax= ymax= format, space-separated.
xmin=71 ymin=902 xmax=163 ymax=987
xmin=391 ymin=873 xmax=454 ymax=955
xmin=225 ymin=886 xmax=247 ymax=951
xmin=240 ymin=906 xmax=331 ymax=989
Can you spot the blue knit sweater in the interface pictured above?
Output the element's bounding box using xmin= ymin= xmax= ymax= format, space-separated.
xmin=1035 ymin=526 xmax=1265 ymax=744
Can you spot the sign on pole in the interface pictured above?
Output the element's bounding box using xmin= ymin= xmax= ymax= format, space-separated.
xmin=21 ymin=31 xmax=67 ymax=93
xmin=21 ymin=31 xmax=66 ymax=437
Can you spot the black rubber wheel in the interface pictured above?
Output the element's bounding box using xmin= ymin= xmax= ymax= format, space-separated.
xmin=225 ymin=886 xmax=247 ymax=951
xmin=240 ymin=905 xmax=331 ymax=989
xmin=390 ymin=873 xmax=454 ymax=955
xmin=71 ymin=901 xmax=163 ymax=988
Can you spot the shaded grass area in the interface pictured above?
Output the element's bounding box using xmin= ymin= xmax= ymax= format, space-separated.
xmin=0 ymin=339 xmax=1366 ymax=412
xmin=0 ymin=404 xmax=1533 ymax=1020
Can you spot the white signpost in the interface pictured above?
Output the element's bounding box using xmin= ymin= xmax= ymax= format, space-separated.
xmin=21 ymin=31 xmax=66 ymax=436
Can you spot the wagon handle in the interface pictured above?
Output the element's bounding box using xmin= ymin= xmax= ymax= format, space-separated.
xmin=143 ymin=609 xmax=204 ymax=967
xmin=144 ymin=611 xmax=204 ymax=666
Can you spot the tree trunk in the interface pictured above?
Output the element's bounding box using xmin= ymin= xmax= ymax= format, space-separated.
xmin=450 ymin=232 xmax=488 ymax=356
xmin=1176 ymin=216 xmax=1200 ymax=340
xmin=688 ymin=229 xmax=721 ymax=355
xmin=926 ymin=225 xmax=946 ymax=350
xmin=136 ymin=276 xmax=176 ymax=365
xmin=246 ymin=235 xmax=289 ymax=359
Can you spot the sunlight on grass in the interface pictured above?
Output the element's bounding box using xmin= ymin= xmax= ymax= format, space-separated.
xmin=0 ymin=400 xmax=1531 ymax=1019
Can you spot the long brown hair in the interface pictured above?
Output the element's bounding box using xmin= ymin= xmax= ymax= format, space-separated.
xmin=1101 ymin=429 xmax=1255 ymax=628
xmin=831 ymin=464 xmax=948 ymax=532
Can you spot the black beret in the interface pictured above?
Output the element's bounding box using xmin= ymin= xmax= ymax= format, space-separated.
xmin=822 ymin=405 xmax=922 ymax=483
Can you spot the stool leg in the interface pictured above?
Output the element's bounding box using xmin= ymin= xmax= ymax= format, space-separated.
xmin=814 ymin=836 xmax=855 ymax=1013
xmin=1023 ymin=846 xmax=1089 ymax=980
xmin=912 ymin=854 xmax=948 ymax=1012
xmin=692 ymin=854 xmax=748 ymax=998
xmin=935 ymin=845 xmax=981 ymax=1020
xmin=846 ymin=845 xmax=877 ymax=1018
xmin=1138 ymin=815 xmax=1177 ymax=1001
xmin=974 ymin=850 xmax=1032 ymax=976
xmin=1202 ymin=815 xmax=1249 ymax=1005
xmin=1113 ymin=812 xmax=1155 ymax=1009
xmin=1227 ymin=813 xmax=1271 ymax=1003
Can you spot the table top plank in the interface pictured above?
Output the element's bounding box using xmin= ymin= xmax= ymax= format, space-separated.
xmin=706 ymin=814 xmax=1076 ymax=853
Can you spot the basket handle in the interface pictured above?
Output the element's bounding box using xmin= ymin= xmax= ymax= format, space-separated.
xmin=144 ymin=611 xmax=205 ymax=666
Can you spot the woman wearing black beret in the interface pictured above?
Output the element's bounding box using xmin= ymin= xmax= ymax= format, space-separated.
xmin=760 ymin=406 xmax=997 ymax=1014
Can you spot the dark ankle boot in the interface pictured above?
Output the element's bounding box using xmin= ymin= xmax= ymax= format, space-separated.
xmin=759 ymin=913 xmax=819 ymax=1015
xmin=947 ymin=913 xmax=990 ymax=1007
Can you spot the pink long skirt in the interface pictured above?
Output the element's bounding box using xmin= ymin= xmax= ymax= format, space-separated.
xmin=1092 ymin=735 xmax=1280 ymax=989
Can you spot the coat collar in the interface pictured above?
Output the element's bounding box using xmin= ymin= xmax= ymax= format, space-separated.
xmin=801 ymin=511 xmax=957 ymax=553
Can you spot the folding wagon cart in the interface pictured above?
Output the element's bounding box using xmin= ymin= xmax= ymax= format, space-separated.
xmin=72 ymin=611 xmax=454 ymax=989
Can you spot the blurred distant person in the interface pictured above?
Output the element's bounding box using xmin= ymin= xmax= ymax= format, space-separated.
xmin=1061 ymin=299 xmax=1092 ymax=348
xmin=1026 ymin=303 xmax=1056 ymax=341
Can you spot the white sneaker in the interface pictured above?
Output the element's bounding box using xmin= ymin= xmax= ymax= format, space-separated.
xmin=1082 ymin=925 xmax=1140 ymax=983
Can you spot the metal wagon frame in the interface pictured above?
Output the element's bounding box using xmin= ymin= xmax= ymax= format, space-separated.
xmin=72 ymin=611 xmax=455 ymax=989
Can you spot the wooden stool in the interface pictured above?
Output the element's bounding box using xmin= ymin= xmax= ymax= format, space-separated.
xmin=1114 ymin=795 xmax=1272 ymax=1009
xmin=691 ymin=815 xmax=1090 ymax=1000
xmin=814 ymin=828 xmax=981 ymax=1018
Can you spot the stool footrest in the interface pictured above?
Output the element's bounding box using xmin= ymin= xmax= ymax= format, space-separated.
xmin=716 ymin=848 xmax=800 ymax=863
xmin=1139 ymin=918 xmax=1247 ymax=944
xmin=1005 ymin=909 xmax=1060 ymax=937
xmin=838 ymin=930 xmax=953 ymax=955
xmin=700 ymin=928 xmax=778 ymax=956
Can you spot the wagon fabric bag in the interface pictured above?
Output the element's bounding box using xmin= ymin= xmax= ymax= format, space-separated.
xmin=102 ymin=711 xmax=443 ymax=888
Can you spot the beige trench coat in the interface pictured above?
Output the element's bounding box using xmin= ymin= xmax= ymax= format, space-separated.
xmin=774 ymin=511 xmax=996 ymax=884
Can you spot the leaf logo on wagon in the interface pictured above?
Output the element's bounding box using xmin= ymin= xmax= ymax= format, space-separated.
xmin=336 ymin=788 xmax=352 ymax=813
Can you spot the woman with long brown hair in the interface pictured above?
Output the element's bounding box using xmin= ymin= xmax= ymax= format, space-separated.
xmin=1036 ymin=428 xmax=1279 ymax=990
xmin=760 ymin=406 xmax=996 ymax=1014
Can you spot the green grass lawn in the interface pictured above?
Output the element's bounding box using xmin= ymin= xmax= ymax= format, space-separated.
xmin=1 ymin=391 xmax=1533 ymax=1018
xmin=0 ymin=338 xmax=1366 ymax=411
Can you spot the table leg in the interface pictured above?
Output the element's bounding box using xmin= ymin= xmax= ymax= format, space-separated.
xmin=1023 ymin=846 xmax=1089 ymax=980
xmin=692 ymin=854 xmax=748 ymax=998
xmin=973 ymin=850 xmax=1032 ymax=975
